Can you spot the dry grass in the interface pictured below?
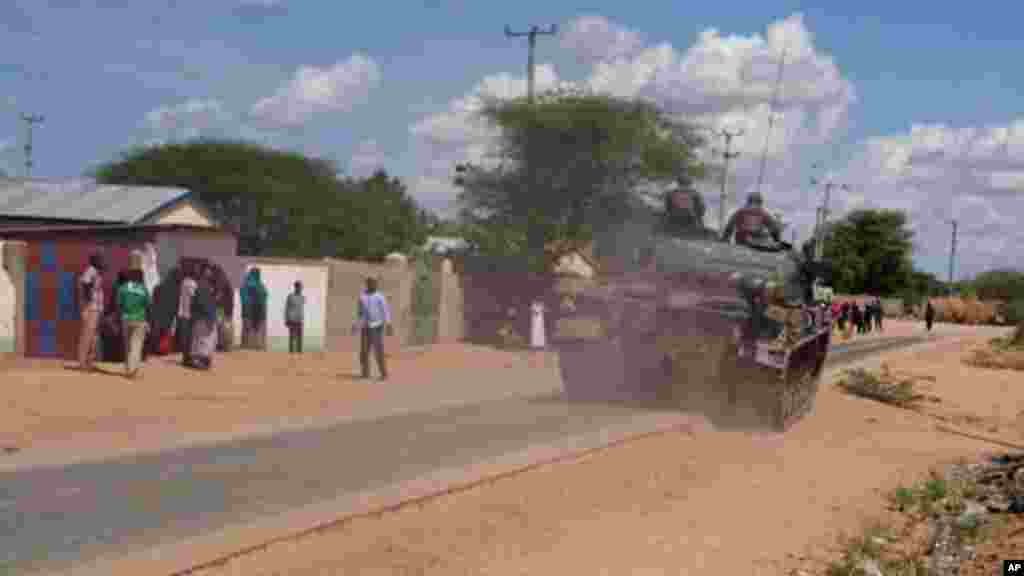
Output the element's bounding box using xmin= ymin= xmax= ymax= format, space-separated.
xmin=927 ymin=297 xmax=1000 ymax=325
xmin=964 ymin=323 xmax=1024 ymax=371
xmin=835 ymin=365 xmax=932 ymax=407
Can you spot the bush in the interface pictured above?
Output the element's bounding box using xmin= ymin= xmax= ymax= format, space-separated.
xmin=1005 ymin=299 xmax=1024 ymax=324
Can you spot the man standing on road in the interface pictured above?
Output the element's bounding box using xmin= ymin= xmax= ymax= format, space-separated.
xmin=874 ymin=297 xmax=884 ymax=332
xmin=285 ymin=281 xmax=305 ymax=354
xmin=925 ymin=300 xmax=935 ymax=332
xmin=177 ymin=266 xmax=197 ymax=366
xmin=355 ymin=277 xmax=392 ymax=380
xmin=77 ymin=252 xmax=106 ymax=371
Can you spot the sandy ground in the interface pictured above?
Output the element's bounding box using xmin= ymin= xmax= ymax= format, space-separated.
xmin=0 ymin=342 xmax=539 ymax=456
xmin=0 ymin=317 xmax=939 ymax=458
xmin=176 ymin=320 xmax=1020 ymax=576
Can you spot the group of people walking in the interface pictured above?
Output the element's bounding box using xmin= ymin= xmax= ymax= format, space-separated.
xmin=830 ymin=298 xmax=885 ymax=340
xmin=75 ymin=253 xmax=391 ymax=380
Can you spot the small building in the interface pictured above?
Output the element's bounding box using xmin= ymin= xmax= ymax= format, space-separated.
xmin=0 ymin=224 xmax=241 ymax=359
xmin=0 ymin=177 xmax=218 ymax=229
xmin=0 ymin=178 xmax=240 ymax=358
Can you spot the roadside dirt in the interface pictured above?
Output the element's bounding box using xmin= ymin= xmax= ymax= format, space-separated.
xmin=185 ymin=321 xmax=1018 ymax=576
xmin=0 ymin=342 xmax=537 ymax=455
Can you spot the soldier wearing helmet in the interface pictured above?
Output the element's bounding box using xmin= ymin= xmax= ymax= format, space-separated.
xmin=662 ymin=176 xmax=715 ymax=239
xmin=721 ymin=191 xmax=784 ymax=249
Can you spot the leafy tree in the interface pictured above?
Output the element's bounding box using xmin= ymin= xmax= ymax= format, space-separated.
xmin=454 ymin=87 xmax=707 ymax=271
xmin=822 ymin=208 xmax=915 ymax=296
xmin=94 ymin=140 xmax=430 ymax=260
xmin=965 ymin=269 xmax=1024 ymax=301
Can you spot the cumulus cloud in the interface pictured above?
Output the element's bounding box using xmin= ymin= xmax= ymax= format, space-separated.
xmin=144 ymin=98 xmax=234 ymax=143
xmin=837 ymin=121 xmax=1024 ymax=278
xmin=408 ymin=12 xmax=854 ymax=228
xmin=347 ymin=139 xmax=390 ymax=178
xmin=560 ymin=15 xmax=643 ymax=63
xmin=407 ymin=63 xmax=570 ymax=213
xmin=250 ymin=53 xmax=380 ymax=128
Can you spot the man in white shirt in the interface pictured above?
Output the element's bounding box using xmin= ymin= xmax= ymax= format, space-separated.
xmin=77 ymin=253 xmax=106 ymax=370
xmin=177 ymin=267 xmax=198 ymax=365
xmin=356 ymin=276 xmax=392 ymax=380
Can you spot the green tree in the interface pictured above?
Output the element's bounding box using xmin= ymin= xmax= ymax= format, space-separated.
xmin=94 ymin=140 xmax=430 ymax=260
xmin=454 ymin=87 xmax=707 ymax=271
xmin=822 ymin=208 xmax=915 ymax=296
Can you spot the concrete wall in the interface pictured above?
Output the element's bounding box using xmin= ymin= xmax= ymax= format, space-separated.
xmin=437 ymin=258 xmax=465 ymax=343
xmin=236 ymin=257 xmax=329 ymax=352
xmin=324 ymin=258 xmax=414 ymax=352
xmin=0 ymin=241 xmax=25 ymax=354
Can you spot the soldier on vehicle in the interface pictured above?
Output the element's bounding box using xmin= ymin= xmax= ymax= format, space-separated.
xmin=720 ymin=191 xmax=784 ymax=249
xmin=662 ymin=177 xmax=715 ymax=239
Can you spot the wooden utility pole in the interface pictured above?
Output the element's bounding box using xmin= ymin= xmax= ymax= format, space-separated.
xmin=504 ymin=24 xmax=558 ymax=103
xmin=713 ymin=128 xmax=743 ymax=231
xmin=810 ymin=176 xmax=849 ymax=260
xmin=948 ymin=219 xmax=958 ymax=285
xmin=20 ymin=113 xmax=44 ymax=177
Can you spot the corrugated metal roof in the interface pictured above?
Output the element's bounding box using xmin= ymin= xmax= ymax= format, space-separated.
xmin=0 ymin=177 xmax=191 ymax=223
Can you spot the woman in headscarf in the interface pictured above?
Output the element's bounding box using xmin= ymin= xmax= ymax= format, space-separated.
xmin=241 ymin=268 xmax=268 ymax=349
xmin=188 ymin=268 xmax=219 ymax=370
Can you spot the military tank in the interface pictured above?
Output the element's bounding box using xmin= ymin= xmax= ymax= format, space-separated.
xmin=551 ymin=220 xmax=834 ymax=432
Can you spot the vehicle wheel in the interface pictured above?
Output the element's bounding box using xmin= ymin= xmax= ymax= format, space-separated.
xmin=774 ymin=360 xmax=821 ymax=431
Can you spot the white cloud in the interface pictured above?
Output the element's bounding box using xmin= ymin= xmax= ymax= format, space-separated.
xmin=837 ymin=120 xmax=1024 ymax=278
xmin=250 ymin=53 xmax=380 ymax=128
xmin=407 ymin=12 xmax=854 ymax=226
xmin=144 ymin=98 xmax=233 ymax=143
xmin=347 ymin=139 xmax=390 ymax=178
xmin=560 ymin=15 xmax=643 ymax=63
xmin=407 ymin=63 xmax=569 ymax=213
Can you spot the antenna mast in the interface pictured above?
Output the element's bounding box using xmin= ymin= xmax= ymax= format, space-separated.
xmin=753 ymin=45 xmax=788 ymax=199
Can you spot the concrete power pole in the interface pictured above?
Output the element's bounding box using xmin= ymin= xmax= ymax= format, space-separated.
xmin=810 ymin=176 xmax=849 ymax=260
xmin=504 ymin=24 xmax=558 ymax=103
xmin=713 ymin=128 xmax=743 ymax=231
xmin=948 ymin=219 xmax=958 ymax=285
xmin=21 ymin=113 xmax=44 ymax=177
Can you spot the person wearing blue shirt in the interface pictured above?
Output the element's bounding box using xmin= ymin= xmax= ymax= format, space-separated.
xmin=355 ymin=276 xmax=392 ymax=380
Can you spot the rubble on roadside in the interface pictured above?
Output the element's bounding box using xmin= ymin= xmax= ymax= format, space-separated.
xmin=835 ymin=364 xmax=937 ymax=408
xmin=802 ymin=452 xmax=1024 ymax=576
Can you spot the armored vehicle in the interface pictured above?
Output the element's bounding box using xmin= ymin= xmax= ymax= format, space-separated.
xmin=551 ymin=223 xmax=834 ymax=432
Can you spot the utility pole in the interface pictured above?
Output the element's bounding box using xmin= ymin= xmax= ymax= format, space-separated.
xmin=948 ymin=219 xmax=958 ymax=285
xmin=712 ymin=128 xmax=743 ymax=231
xmin=810 ymin=175 xmax=849 ymax=260
xmin=504 ymin=24 xmax=558 ymax=103
xmin=21 ymin=113 xmax=44 ymax=177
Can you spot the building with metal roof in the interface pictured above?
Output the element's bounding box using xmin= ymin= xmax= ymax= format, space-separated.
xmin=0 ymin=177 xmax=218 ymax=228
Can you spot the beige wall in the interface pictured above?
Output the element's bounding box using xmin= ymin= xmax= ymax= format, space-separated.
xmin=324 ymin=258 xmax=416 ymax=352
xmin=0 ymin=241 xmax=25 ymax=354
xmin=437 ymin=258 xmax=465 ymax=342
xmin=147 ymin=199 xmax=216 ymax=228
xmin=237 ymin=257 xmax=329 ymax=352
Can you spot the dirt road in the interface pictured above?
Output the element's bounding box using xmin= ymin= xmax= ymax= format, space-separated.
xmin=174 ymin=322 xmax=1016 ymax=576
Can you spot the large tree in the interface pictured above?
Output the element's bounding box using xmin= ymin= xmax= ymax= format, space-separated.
xmin=453 ymin=87 xmax=708 ymax=271
xmin=94 ymin=139 xmax=430 ymax=260
xmin=821 ymin=208 xmax=915 ymax=295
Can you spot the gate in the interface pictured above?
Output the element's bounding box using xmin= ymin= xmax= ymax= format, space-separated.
xmin=409 ymin=256 xmax=439 ymax=345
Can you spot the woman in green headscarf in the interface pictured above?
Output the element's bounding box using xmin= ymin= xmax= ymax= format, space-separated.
xmin=241 ymin=268 xmax=269 ymax=349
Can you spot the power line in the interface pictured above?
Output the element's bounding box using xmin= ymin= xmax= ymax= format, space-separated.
xmin=712 ymin=128 xmax=743 ymax=231
xmin=504 ymin=24 xmax=558 ymax=103
xmin=20 ymin=113 xmax=44 ymax=177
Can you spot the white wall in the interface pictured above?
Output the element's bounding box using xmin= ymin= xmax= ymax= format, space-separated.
xmin=0 ymin=241 xmax=14 ymax=353
xmin=235 ymin=260 xmax=328 ymax=352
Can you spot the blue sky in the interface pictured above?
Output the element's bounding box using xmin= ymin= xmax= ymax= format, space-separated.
xmin=1 ymin=1 xmax=1022 ymax=279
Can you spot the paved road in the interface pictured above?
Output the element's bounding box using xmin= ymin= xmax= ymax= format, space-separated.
xmin=0 ymin=334 xmax=934 ymax=575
